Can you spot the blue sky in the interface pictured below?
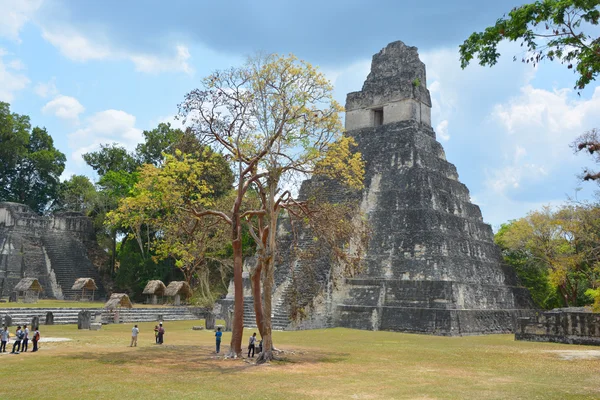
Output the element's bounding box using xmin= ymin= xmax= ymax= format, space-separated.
xmin=1 ymin=0 xmax=600 ymax=228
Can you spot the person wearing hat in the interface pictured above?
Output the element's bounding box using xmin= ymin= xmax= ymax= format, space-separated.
xmin=157 ymin=322 xmax=165 ymax=344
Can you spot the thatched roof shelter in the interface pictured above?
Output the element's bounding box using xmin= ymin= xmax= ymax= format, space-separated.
xmin=142 ymin=280 xmax=166 ymax=296
xmin=14 ymin=278 xmax=43 ymax=293
xmin=165 ymin=281 xmax=192 ymax=298
xmin=71 ymin=278 xmax=98 ymax=291
xmin=104 ymin=293 xmax=133 ymax=310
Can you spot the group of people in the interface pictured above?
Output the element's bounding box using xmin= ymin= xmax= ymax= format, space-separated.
xmin=128 ymin=322 xmax=166 ymax=347
xmin=214 ymin=327 xmax=262 ymax=358
xmin=0 ymin=324 xmax=41 ymax=354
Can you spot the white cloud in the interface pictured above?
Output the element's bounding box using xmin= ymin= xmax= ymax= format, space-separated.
xmin=41 ymin=28 xmax=111 ymax=62
xmin=42 ymin=95 xmax=85 ymax=121
xmin=34 ymin=77 xmax=59 ymax=98
xmin=0 ymin=49 xmax=30 ymax=101
xmin=69 ymin=110 xmax=144 ymax=164
xmin=436 ymin=119 xmax=450 ymax=141
xmin=0 ymin=0 xmax=42 ymax=42
xmin=130 ymin=45 xmax=193 ymax=75
xmin=41 ymin=26 xmax=193 ymax=75
xmin=484 ymin=85 xmax=600 ymax=195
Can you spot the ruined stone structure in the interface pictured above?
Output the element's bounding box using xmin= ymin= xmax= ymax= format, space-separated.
xmin=0 ymin=202 xmax=107 ymax=300
xmin=229 ymin=41 xmax=535 ymax=335
xmin=516 ymin=308 xmax=600 ymax=346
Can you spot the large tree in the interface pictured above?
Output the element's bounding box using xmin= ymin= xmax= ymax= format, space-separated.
xmin=179 ymin=53 xmax=364 ymax=359
xmin=460 ymin=0 xmax=600 ymax=90
xmin=107 ymin=149 xmax=235 ymax=302
xmin=0 ymin=102 xmax=66 ymax=213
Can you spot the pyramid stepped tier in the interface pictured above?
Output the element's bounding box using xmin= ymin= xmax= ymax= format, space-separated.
xmin=41 ymin=233 xmax=106 ymax=300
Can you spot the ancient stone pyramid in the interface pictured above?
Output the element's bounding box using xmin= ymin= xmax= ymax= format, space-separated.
xmin=332 ymin=41 xmax=534 ymax=335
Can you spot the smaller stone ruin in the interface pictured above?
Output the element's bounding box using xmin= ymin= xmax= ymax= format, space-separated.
xmin=516 ymin=308 xmax=600 ymax=346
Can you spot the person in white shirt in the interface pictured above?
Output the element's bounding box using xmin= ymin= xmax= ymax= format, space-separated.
xmin=11 ymin=326 xmax=23 ymax=353
xmin=0 ymin=325 xmax=9 ymax=352
xmin=130 ymin=324 xmax=139 ymax=347
xmin=247 ymin=332 xmax=257 ymax=358
xmin=21 ymin=324 xmax=29 ymax=352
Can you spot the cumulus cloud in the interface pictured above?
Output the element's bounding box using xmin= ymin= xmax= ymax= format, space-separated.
xmin=42 ymin=95 xmax=85 ymax=121
xmin=484 ymin=85 xmax=600 ymax=194
xmin=34 ymin=77 xmax=59 ymax=98
xmin=41 ymin=26 xmax=193 ymax=75
xmin=0 ymin=49 xmax=30 ymax=102
xmin=0 ymin=0 xmax=43 ymax=42
xmin=436 ymin=120 xmax=450 ymax=141
xmin=41 ymin=28 xmax=111 ymax=62
xmin=69 ymin=109 xmax=144 ymax=164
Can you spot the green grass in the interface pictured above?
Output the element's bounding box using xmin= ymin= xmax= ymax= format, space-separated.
xmin=0 ymin=299 xmax=174 ymax=308
xmin=0 ymin=321 xmax=599 ymax=399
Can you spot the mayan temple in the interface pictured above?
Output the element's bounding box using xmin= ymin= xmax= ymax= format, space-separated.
xmin=228 ymin=41 xmax=535 ymax=335
xmin=329 ymin=41 xmax=534 ymax=334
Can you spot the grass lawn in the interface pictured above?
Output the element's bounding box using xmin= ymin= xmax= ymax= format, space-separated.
xmin=0 ymin=299 xmax=174 ymax=308
xmin=0 ymin=321 xmax=599 ymax=400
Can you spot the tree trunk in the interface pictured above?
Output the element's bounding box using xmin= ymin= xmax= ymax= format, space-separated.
xmin=256 ymin=182 xmax=278 ymax=364
xmin=227 ymin=218 xmax=244 ymax=358
xmin=252 ymin=256 xmax=266 ymax=338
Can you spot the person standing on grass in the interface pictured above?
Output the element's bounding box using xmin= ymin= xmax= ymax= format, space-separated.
xmin=154 ymin=325 xmax=159 ymax=344
xmin=215 ymin=327 xmax=222 ymax=354
xmin=247 ymin=332 xmax=257 ymax=358
xmin=21 ymin=324 xmax=29 ymax=352
xmin=32 ymin=327 xmax=40 ymax=352
xmin=130 ymin=324 xmax=139 ymax=347
xmin=0 ymin=325 xmax=8 ymax=352
xmin=11 ymin=325 xmax=22 ymax=354
xmin=157 ymin=322 xmax=164 ymax=344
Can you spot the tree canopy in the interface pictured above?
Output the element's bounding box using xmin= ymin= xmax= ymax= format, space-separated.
xmin=460 ymin=1 xmax=600 ymax=90
xmin=0 ymin=102 xmax=66 ymax=213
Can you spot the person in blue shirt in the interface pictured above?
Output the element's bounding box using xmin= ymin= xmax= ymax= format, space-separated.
xmin=215 ymin=327 xmax=222 ymax=354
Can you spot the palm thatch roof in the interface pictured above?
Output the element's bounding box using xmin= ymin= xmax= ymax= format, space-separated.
xmin=71 ymin=278 xmax=98 ymax=291
xmin=142 ymin=280 xmax=166 ymax=295
xmin=165 ymin=281 xmax=192 ymax=297
xmin=104 ymin=293 xmax=133 ymax=310
xmin=14 ymin=278 xmax=43 ymax=292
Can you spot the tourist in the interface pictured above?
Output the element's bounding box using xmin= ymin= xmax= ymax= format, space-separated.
xmin=32 ymin=327 xmax=40 ymax=352
xmin=21 ymin=324 xmax=29 ymax=352
xmin=247 ymin=332 xmax=257 ymax=358
xmin=157 ymin=322 xmax=165 ymax=344
xmin=130 ymin=324 xmax=139 ymax=347
xmin=215 ymin=327 xmax=222 ymax=354
xmin=154 ymin=325 xmax=159 ymax=344
xmin=11 ymin=325 xmax=23 ymax=354
xmin=0 ymin=325 xmax=8 ymax=352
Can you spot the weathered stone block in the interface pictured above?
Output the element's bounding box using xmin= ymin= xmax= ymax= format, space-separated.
xmin=89 ymin=323 xmax=102 ymax=331
xmin=45 ymin=311 xmax=54 ymax=325
xmin=78 ymin=310 xmax=91 ymax=329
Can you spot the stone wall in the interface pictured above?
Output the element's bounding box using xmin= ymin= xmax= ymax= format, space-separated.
xmin=515 ymin=308 xmax=600 ymax=346
xmin=0 ymin=202 xmax=106 ymax=299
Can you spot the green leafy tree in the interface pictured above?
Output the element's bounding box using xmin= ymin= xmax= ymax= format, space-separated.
xmin=496 ymin=204 xmax=600 ymax=307
xmin=54 ymin=175 xmax=98 ymax=214
xmin=460 ymin=1 xmax=600 ymax=90
xmin=179 ymin=53 xmax=364 ymax=360
xmin=0 ymin=102 xmax=66 ymax=213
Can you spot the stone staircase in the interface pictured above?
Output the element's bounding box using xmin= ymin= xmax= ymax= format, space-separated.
xmin=41 ymin=233 xmax=106 ymax=300
xmin=242 ymin=294 xmax=291 ymax=331
xmin=0 ymin=307 xmax=200 ymax=326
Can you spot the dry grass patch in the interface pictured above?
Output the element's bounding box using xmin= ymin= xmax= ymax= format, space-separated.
xmin=0 ymin=322 xmax=599 ymax=399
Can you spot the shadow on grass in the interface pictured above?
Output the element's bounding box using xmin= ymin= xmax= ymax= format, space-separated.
xmin=60 ymin=344 xmax=350 ymax=372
